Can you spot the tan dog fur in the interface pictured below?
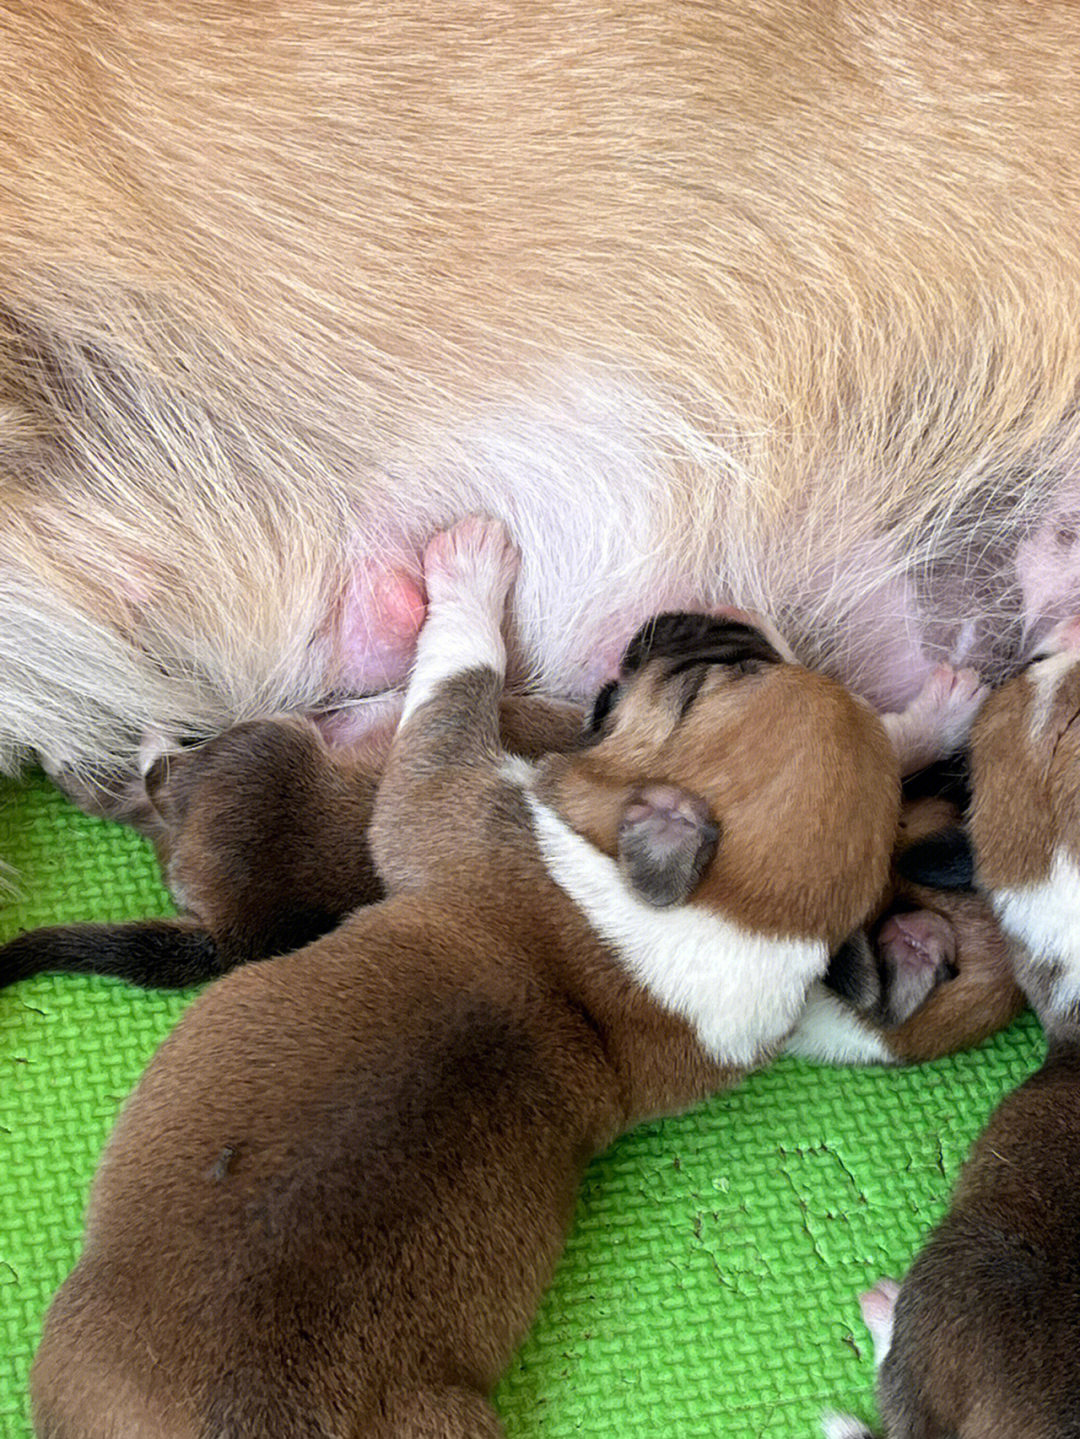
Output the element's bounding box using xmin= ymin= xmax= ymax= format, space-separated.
xmin=4 ymin=1 xmax=1080 ymax=794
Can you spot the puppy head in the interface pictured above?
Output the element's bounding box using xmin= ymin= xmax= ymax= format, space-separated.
xmin=141 ymin=715 xmax=371 ymax=938
xmin=969 ymin=616 xmax=1080 ymax=890
xmin=538 ymin=612 xmax=899 ymax=946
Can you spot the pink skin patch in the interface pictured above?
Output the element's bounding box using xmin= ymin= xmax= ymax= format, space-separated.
xmin=310 ymin=692 xmax=404 ymax=762
xmin=1015 ymin=484 xmax=1080 ymax=651
xmin=1039 ymin=613 xmax=1080 ymax=656
xmin=332 ymin=561 xmax=427 ymax=693
xmin=876 ymin=911 xmax=955 ymax=975
xmin=859 ymin=1278 xmax=901 ymax=1368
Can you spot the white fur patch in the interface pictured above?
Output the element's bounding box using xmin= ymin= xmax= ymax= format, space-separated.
xmin=781 ymin=984 xmax=893 ymax=1066
xmin=994 ymin=848 xmax=1080 ymax=1012
xmin=399 ymin=592 xmax=506 ymax=725
xmin=1026 ymin=649 xmax=1080 ymax=743
xmin=523 ymin=794 xmax=828 ymax=1067
xmin=821 ymin=1414 xmax=875 ymax=1439
xmin=499 ymin=753 xmax=537 ymax=786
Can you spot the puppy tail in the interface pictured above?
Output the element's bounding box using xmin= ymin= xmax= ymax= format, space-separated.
xmin=0 ymin=919 xmax=225 ymax=990
xmin=821 ymin=1414 xmax=878 ymax=1439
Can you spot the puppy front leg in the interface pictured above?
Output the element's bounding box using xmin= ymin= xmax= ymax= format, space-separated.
xmin=370 ymin=517 xmax=520 ymax=887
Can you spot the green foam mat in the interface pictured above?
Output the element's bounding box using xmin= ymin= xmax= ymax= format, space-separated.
xmin=0 ymin=771 xmax=1043 ymax=1437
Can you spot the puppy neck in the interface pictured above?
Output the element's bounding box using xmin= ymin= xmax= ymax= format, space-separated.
xmin=505 ymin=759 xmax=828 ymax=1068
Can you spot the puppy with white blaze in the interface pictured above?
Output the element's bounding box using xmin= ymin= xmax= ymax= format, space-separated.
xmin=29 ymin=518 xmax=904 ymax=1439
xmin=4 ymin=1 xmax=1080 ymax=827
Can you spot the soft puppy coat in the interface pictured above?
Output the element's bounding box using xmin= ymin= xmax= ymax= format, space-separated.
xmin=30 ymin=518 xmax=902 ymax=1438
xmin=829 ymin=616 xmax=1080 ymax=1439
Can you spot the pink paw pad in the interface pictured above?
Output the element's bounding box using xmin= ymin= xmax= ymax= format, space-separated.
xmin=334 ymin=563 xmax=427 ymax=692
xmin=909 ymin=664 xmax=988 ymax=753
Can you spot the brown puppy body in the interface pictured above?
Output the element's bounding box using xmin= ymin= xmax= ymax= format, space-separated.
xmin=0 ymin=692 xmax=583 ymax=988
xmin=7 ymin=2 xmax=1080 ymax=800
xmin=30 ymin=519 xmax=901 ymax=1438
xmin=829 ymin=620 xmax=1080 ymax=1439
xmin=2 ymin=653 xmax=1019 ymax=1065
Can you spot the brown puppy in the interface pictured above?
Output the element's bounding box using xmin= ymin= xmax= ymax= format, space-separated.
xmin=8 ymin=2 xmax=1080 ymax=814
xmin=30 ymin=517 xmax=901 ymax=1439
xmin=3 ymin=658 xmax=1006 ymax=1065
xmin=0 ymin=680 xmax=1017 ymax=1065
xmin=787 ymin=795 xmax=1024 ymax=1067
xmin=0 ymin=692 xmax=584 ymax=988
xmin=828 ymin=618 xmax=1080 ymax=1439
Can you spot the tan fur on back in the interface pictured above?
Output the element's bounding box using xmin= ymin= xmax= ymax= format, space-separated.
xmin=3 ymin=1 xmax=1080 ymax=776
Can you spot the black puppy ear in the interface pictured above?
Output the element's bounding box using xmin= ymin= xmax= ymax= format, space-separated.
xmin=617 ymin=784 xmax=719 ymax=907
xmin=894 ymin=827 xmax=975 ymax=890
xmin=0 ymin=919 xmax=225 ymax=990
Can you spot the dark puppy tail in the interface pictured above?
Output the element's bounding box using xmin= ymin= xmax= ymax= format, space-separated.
xmin=0 ymin=919 xmax=224 ymax=990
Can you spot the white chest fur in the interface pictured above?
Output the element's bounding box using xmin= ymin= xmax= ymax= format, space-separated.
xmin=523 ymin=792 xmax=829 ymax=1068
xmin=993 ymin=848 xmax=1080 ymax=1012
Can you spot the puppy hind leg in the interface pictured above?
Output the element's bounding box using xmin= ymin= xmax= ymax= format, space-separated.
xmin=370 ymin=1387 xmax=505 ymax=1439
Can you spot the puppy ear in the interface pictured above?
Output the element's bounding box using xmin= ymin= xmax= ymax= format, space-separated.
xmin=894 ymin=827 xmax=975 ymax=890
xmin=617 ymin=783 xmax=719 ymax=907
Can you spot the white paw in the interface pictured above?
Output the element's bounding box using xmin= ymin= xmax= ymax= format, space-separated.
xmin=888 ymin=664 xmax=988 ymax=771
xmin=821 ymin=1414 xmax=875 ymax=1439
xmin=859 ymin=1277 xmax=901 ymax=1366
xmin=422 ymin=516 xmax=520 ymax=613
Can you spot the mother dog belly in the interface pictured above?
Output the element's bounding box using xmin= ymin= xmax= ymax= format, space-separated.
xmin=3 ymin=0 xmax=1080 ymax=779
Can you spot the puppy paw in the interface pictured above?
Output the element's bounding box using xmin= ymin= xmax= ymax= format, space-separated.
xmin=821 ymin=1415 xmax=876 ymax=1439
xmin=422 ymin=517 xmax=520 ymax=614
xmin=884 ymin=665 xmax=988 ymax=773
xmin=859 ymin=1277 xmax=901 ymax=1366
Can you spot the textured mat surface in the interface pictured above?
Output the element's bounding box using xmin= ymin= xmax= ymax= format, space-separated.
xmin=0 ymin=771 xmax=1043 ymax=1437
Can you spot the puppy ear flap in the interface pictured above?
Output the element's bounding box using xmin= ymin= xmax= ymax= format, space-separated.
xmin=893 ymin=827 xmax=975 ymax=890
xmin=617 ymin=783 xmax=720 ymax=907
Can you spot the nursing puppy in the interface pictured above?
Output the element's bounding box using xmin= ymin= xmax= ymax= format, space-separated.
xmin=789 ymin=795 xmax=1024 ymax=1068
xmin=0 ymin=680 xmax=1019 ymax=1066
xmin=0 ymin=692 xmax=584 ymax=988
xmin=827 ymin=618 xmax=1080 ymax=1439
xmin=8 ymin=2 xmax=1080 ymax=819
xmin=30 ymin=517 xmax=901 ymax=1439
